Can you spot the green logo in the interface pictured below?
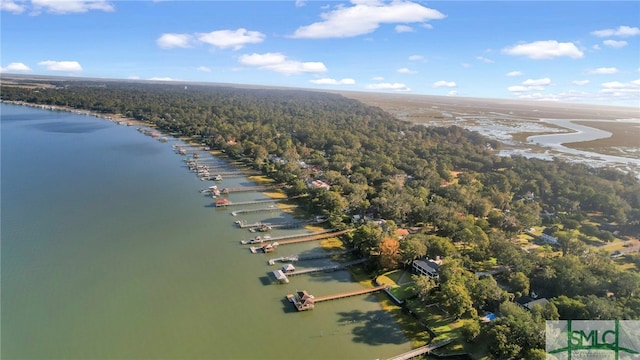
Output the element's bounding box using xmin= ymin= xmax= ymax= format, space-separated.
xmin=546 ymin=320 xmax=640 ymax=359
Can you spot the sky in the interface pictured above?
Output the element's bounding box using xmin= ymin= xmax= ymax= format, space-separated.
xmin=1 ymin=0 xmax=639 ymax=107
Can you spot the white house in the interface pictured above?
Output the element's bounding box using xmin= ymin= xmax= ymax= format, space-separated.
xmin=412 ymin=258 xmax=442 ymax=279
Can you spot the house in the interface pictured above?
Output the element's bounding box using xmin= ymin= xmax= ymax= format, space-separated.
xmin=307 ymin=179 xmax=331 ymax=190
xmin=396 ymin=228 xmax=410 ymax=240
xmin=412 ymin=258 xmax=442 ymax=279
xmin=282 ymin=264 xmax=295 ymax=273
xmin=540 ymin=233 xmax=558 ymax=245
xmin=516 ymin=296 xmax=550 ymax=311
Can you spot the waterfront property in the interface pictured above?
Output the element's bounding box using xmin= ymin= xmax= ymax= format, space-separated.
xmin=412 ymin=258 xmax=442 ymax=279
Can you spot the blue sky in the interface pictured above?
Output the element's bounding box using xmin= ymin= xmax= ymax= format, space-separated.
xmin=1 ymin=0 xmax=639 ymax=107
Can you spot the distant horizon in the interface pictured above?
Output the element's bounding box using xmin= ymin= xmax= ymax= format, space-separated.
xmin=2 ymin=72 xmax=639 ymax=113
xmin=1 ymin=1 xmax=638 ymax=107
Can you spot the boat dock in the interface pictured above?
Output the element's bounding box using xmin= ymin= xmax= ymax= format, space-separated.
xmin=221 ymin=185 xmax=273 ymax=194
xmin=268 ymin=249 xmax=353 ymax=265
xmin=313 ymin=285 xmax=387 ymax=303
xmin=235 ymin=220 xmax=267 ymax=229
xmin=215 ymin=198 xmax=285 ymax=207
xmin=247 ymin=230 xmax=350 ymax=252
xmin=385 ymin=339 xmax=453 ymax=360
xmin=285 ymin=285 xmax=389 ymax=311
xmin=283 ymin=258 xmax=367 ymax=278
xmin=231 ymin=205 xmax=297 ymax=216
xmin=274 ymin=229 xmax=351 ymax=246
xmin=241 ymin=229 xmax=336 ymax=245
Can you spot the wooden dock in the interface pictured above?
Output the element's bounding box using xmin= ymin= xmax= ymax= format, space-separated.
xmin=285 ymin=258 xmax=367 ymax=277
xmin=216 ymin=198 xmax=283 ymax=207
xmin=268 ymin=249 xmax=353 ymax=265
xmin=241 ymin=229 xmax=336 ymax=245
xmin=222 ymin=185 xmax=273 ymax=194
xmin=274 ymin=229 xmax=351 ymax=246
xmin=385 ymin=339 xmax=453 ymax=360
xmin=232 ymin=205 xmax=297 ymax=216
xmin=312 ymin=285 xmax=388 ymax=303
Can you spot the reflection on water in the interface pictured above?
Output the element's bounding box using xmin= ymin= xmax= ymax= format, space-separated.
xmin=30 ymin=120 xmax=110 ymax=133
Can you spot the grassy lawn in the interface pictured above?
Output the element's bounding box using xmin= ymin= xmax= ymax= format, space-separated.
xmin=376 ymin=269 xmax=416 ymax=301
xmin=319 ymin=237 xmax=345 ymax=251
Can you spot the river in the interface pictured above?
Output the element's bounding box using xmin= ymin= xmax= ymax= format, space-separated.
xmin=1 ymin=103 xmax=410 ymax=359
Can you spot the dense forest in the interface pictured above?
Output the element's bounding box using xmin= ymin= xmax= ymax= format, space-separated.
xmin=3 ymin=79 xmax=640 ymax=358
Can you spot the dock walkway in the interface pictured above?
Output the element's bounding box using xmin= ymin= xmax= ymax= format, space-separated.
xmin=275 ymin=229 xmax=351 ymax=246
xmin=232 ymin=205 xmax=297 ymax=216
xmin=216 ymin=198 xmax=284 ymax=207
xmin=241 ymin=229 xmax=336 ymax=245
xmin=313 ymin=285 xmax=388 ymax=303
xmin=286 ymin=258 xmax=366 ymax=277
xmin=385 ymin=340 xmax=453 ymax=360
xmin=268 ymin=249 xmax=353 ymax=265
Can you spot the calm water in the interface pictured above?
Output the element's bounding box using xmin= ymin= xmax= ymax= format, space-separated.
xmin=1 ymin=103 xmax=410 ymax=359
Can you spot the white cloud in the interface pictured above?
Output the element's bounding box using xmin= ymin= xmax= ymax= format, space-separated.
xmin=591 ymin=25 xmax=640 ymax=38
xmin=422 ymin=23 xmax=433 ymax=30
xmin=506 ymin=71 xmax=523 ymax=77
xmin=592 ymin=44 xmax=601 ymax=50
xmin=397 ymin=67 xmax=416 ymax=74
xmin=127 ymin=76 xmax=140 ymax=80
xmin=589 ymin=67 xmax=619 ymax=75
xmin=310 ymin=77 xmax=355 ymax=85
xmin=522 ymin=78 xmax=551 ymax=86
xmin=238 ymin=52 xmax=327 ymax=75
xmin=461 ymin=63 xmax=472 ymax=68
xmin=38 ymin=60 xmax=82 ymax=72
xmin=31 ymin=0 xmax=114 ymax=14
xmin=148 ymin=77 xmax=178 ymax=81
xmin=295 ymin=0 xmax=306 ymax=7
xmin=1 ymin=0 xmax=26 ymax=13
xmin=476 ymin=56 xmax=494 ymax=64
xmin=0 ymin=62 xmax=32 ymax=72
xmin=395 ymin=25 xmax=414 ymax=33
xmin=598 ymin=80 xmax=640 ymax=100
xmin=508 ymin=78 xmax=552 ymax=93
xmin=603 ymin=40 xmax=628 ymax=48
xmin=197 ymin=28 xmax=265 ymax=50
xmin=291 ymin=0 xmax=445 ymax=38
xmin=408 ymin=55 xmax=424 ymax=61
xmin=366 ymin=82 xmax=411 ymax=91
xmin=502 ymin=40 xmax=583 ymax=59
xmin=507 ymin=86 xmax=529 ymax=92
xmin=432 ymin=80 xmax=456 ymax=88
xmin=448 ymin=90 xmax=457 ymax=96
xmin=157 ymin=33 xmax=193 ymax=49
xmin=572 ymin=80 xmax=590 ymax=86
xmin=372 ymin=76 xmax=385 ymax=81
xmin=197 ymin=66 xmax=212 ymax=72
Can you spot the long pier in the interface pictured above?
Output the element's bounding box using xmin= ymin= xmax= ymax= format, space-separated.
xmin=285 ymin=258 xmax=366 ymax=277
xmin=241 ymin=228 xmax=336 ymax=245
xmin=216 ymin=198 xmax=284 ymax=207
xmin=313 ymin=285 xmax=388 ymax=303
xmin=385 ymin=339 xmax=453 ymax=360
xmin=222 ymin=185 xmax=273 ymax=193
xmin=268 ymin=249 xmax=353 ymax=265
xmin=231 ymin=206 xmax=280 ymax=216
xmin=274 ymin=229 xmax=351 ymax=246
